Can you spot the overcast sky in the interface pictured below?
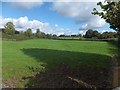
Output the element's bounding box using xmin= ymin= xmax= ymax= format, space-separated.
xmin=0 ymin=0 xmax=115 ymax=35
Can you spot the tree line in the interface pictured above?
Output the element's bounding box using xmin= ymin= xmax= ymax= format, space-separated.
xmin=0 ymin=22 xmax=118 ymax=41
xmin=1 ymin=22 xmax=58 ymax=40
xmin=59 ymin=29 xmax=117 ymax=40
xmin=84 ymin=29 xmax=118 ymax=39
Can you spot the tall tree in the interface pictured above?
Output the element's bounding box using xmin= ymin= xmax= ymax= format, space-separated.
xmin=85 ymin=29 xmax=94 ymax=38
xmin=92 ymin=1 xmax=120 ymax=47
xmin=4 ymin=22 xmax=15 ymax=36
xmin=92 ymin=30 xmax=100 ymax=38
xmin=35 ymin=29 xmax=41 ymax=38
xmin=102 ymin=32 xmax=109 ymax=39
xmin=25 ymin=28 xmax=32 ymax=38
xmin=40 ymin=32 xmax=46 ymax=38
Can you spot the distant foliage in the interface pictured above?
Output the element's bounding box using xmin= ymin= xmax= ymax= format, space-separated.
xmin=84 ymin=29 xmax=117 ymax=39
xmin=35 ymin=29 xmax=41 ymax=38
xmin=1 ymin=22 xmax=118 ymax=41
xmin=1 ymin=22 xmax=59 ymax=40
xmin=84 ymin=29 xmax=98 ymax=38
xmin=24 ymin=28 xmax=32 ymax=39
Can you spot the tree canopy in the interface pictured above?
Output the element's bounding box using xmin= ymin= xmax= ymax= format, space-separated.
xmin=92 ymin=1 xmax=120 ymax=47
xmin=25 ymin=28 xmax=32 ymax=38
xmin=85 ymin=29 xmax=100 ymax=38
xmin=4 ymin=22 xmax=15 ymax=35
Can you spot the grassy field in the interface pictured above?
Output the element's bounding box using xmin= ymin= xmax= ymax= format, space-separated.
xmin=2 ymin=39 xmax=116 ymax=88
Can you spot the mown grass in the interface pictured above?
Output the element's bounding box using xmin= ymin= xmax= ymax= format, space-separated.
xmin=2 ymin=39 xmax=115 ymax=87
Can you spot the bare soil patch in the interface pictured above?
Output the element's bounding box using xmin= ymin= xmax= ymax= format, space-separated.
xmin=24 ymin=64 xmax=111 ymax=88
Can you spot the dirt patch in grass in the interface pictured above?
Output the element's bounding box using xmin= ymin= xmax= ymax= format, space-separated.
xmin=24 ymin=64 xmax=111 ymax=88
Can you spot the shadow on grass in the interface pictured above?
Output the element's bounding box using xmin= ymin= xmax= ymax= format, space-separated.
xmin=107 ymin=40 xmax=120 ymax=65
xmin=108 ymin=40 xmax=118 ymax=55
xmin=21 ymin=48 xmax=112 ymax=88
xmin=107 ymin=39 xmax=120 ymax=55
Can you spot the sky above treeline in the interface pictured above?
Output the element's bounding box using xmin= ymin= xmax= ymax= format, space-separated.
xmin=0 ymin=0 xmax=115 ymax=36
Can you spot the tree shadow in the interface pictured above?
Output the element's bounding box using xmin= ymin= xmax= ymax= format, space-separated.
xmin=107 ymin=40 xmax=120 ymax=65
xmin=21 ymin=48 xmax=112 ymax=88
xmin=107 ymin=40 xmax=118 ymax=55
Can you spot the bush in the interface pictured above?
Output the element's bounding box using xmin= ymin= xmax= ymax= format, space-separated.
xmin=15 ymin=35 xmax=29 ymax=41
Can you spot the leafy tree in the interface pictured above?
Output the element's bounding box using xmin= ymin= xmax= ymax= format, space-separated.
xmin=41 ymin=32 xmax=46 ymax=38
xmin=85 ymin=29 xmax=94 ymax=38
xmin=46 ymin=34 xmax=52 ymax=39
xmin=4 ymin=22 xmax=15 ymax=36
xmin=25 ymin=28 xmax=32 ymax=38
xmin=102 ymin=32 xmax=109 ymax=39
xmin=35 ymin=29 xmax=41 ymax=38
xmin=107 ymin=32 xmax=116 ymax=38
xmin=15 ymin=31 xmax=27 ymax=41
xmin=114 ymin=32 xmax=118 ymax=38
xmin=92 ymin=30 xmax=100 ymax=38
xmin=71 ymin=35 xmax=77 ymax=37
xmin=52 ymin=34 xmax=58 ymax=39
xmin=98 ymin=31 xmax=117 ymax=39
xmin=92 ymin=1 xmax=120 ymax=47
xmin=59 ymin=35 xmax=65 ymax=37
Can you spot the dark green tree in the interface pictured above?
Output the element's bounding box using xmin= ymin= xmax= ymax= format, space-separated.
xmin=102 ymin=32 xmax=109 ymax=39
xmin=59 ymin=35 xmax=65 ymax=37
xmin=35 ymin=29 xmax=41 ymax=38
xmin=41 ymin=32 xmax=46 ymax=38
xmin=46 ymin=34 xmax=52 ymax=39
xmin=92 ymin=30 xmax=100 ymax=38
xmin=52 ymin=34 xmax=58 ymax=39
xmin=85 ymin=29 xmax=94 ymax=38
xmin=25 ymin=28 xmax=32 ymax=38
xmin=107 ymin=32 xmax=116 ymax=38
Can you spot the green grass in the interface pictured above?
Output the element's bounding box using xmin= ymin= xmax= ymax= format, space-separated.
xmin=2 ymin=39 xmax=115 ymax=87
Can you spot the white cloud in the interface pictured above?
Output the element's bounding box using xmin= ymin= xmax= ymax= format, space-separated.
xmin=79 ymin=17 xmax=105 ymax=30
xmin=52 ymin=2 xmax=97 ymax=20
xmin=0 ymin=16 xmax=44 ymax=30
xmin=79 ymin=30 xmax=87 ymax=35
xmin=101 ymin=30 xmax=109 ymax=33
xmin=52 ymin=2 xmax=106 ymax=30
xmin=0 ymin=16 xmax=73 ymax=36
xmin=41 ymin=23 xmax=73 ymax=36
xmin=100 ymin=29 xmax=115 ymax=33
